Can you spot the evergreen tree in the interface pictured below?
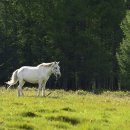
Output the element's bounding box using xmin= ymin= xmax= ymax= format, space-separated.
xmin=0 ymin=0 xmax=127 ymax=91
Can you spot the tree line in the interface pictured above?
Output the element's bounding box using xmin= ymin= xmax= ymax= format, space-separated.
xmin=0 ymin=0 xmax=129 ymax=91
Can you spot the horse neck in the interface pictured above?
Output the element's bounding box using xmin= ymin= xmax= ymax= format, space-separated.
xmin=41 ymin=66 xmax=52 ymax=77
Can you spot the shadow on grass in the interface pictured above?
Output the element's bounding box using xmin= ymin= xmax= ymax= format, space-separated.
xmin=105 ymin=108 xmax=117 ymax=111
xmin=19 ymin=124 xmax=34 ymax=130
xmin=47 ymin=116 xmax=80 ymax=125
xmin=21 ymin=112 xmax=37 ymax=118
xmin=61 ymin=107 xmax=76 ymax=112
xmin=13 ymin=102 xmax=23 ymax=105
xmin=54 ymin=124 xmax=69 ymax=129
xmin=0 ymin=121 xmax=4 ymax=125
xmin=38 ymin=108 xmax=59 ymax=113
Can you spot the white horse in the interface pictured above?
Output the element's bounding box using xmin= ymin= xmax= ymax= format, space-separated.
xmin=6 ymin=61 xmax=61 ymax=96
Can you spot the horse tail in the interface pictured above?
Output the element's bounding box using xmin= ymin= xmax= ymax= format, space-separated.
xmin=6 ymin=69 xmax=18 ymax=89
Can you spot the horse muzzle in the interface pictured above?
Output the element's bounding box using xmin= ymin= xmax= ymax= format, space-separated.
xmin=56 ymin=73 xmax=61 ymax=80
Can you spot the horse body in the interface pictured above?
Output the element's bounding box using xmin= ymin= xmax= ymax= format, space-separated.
xmin=6 ymin=62 xmax=61 ymax=96
xmin=17 ymin=66 xmax=51 ymax=83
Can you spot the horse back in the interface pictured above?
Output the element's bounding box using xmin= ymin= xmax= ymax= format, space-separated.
xmin=17 ymin=66 xmax=40 ymax=83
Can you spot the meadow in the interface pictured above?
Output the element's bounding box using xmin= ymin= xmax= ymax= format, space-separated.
xmin=0 ymin=87 xmax=130 ymax=130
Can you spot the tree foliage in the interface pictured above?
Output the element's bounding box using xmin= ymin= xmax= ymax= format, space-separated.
xmin=118 ymin=10 xmax=130 ymax=90
xmin=0 ymin=0 xmax=127 ymax=91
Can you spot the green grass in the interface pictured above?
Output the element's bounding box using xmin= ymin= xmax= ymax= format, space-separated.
xmin=1 ymin=87 xmax=130 ymax=130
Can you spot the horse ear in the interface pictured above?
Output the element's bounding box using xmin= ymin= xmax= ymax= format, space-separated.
xmin=57 ymin=61 xmax=60 ymax=64
xmin=51 ymin=62 xmax=56 ymax=67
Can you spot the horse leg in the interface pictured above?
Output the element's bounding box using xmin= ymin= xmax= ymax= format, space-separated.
xmin=42 ymin=81 xmax=47 ymax=97
xmin=20 ymin=81 xmax=25 ymax=96
xmin=17 ymin=84 xmax=21 ymax=97
xmin=17 ymin=80 xmax=25 ymax=96
xmin=37 ymin=81 xmax=42 ymax=96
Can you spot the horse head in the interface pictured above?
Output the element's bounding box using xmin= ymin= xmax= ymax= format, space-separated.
xmin=51 ymin=61 xmax=61 ymax=80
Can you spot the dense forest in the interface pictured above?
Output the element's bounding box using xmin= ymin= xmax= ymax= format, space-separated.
xmin=0 ymin=0 xmax=130 ymax=91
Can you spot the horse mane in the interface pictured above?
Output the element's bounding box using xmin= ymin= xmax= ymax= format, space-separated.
xmin=37 ymin=62 xmax=53 ymax=67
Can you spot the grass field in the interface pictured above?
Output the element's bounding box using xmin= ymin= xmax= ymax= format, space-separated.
xmin=0 ymin=87 xmax=130 ymax=130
